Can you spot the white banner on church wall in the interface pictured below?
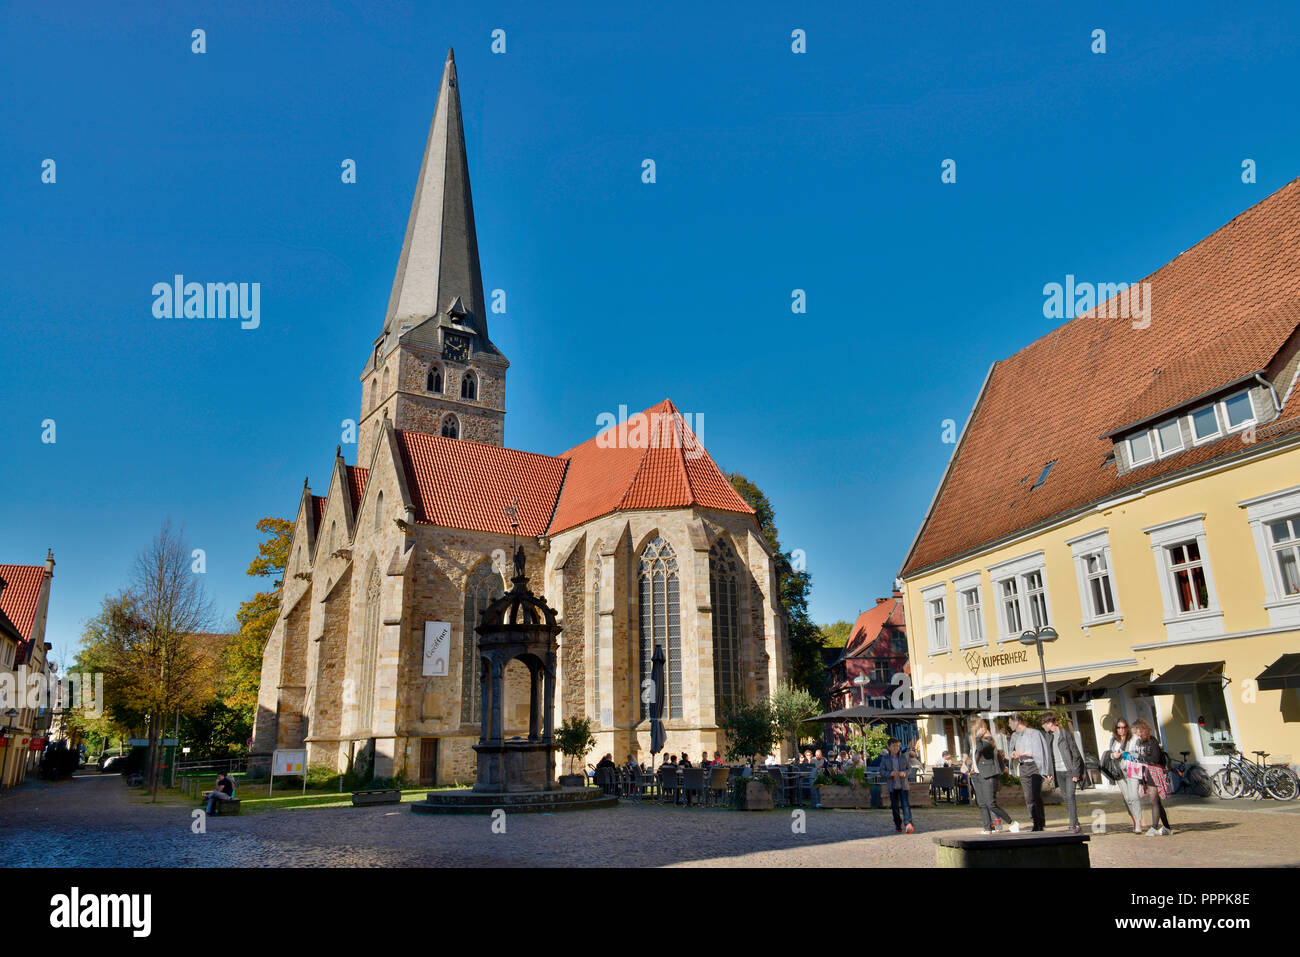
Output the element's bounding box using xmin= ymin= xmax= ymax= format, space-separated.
xmin=423 ymin=621 xmax=451 ymax=677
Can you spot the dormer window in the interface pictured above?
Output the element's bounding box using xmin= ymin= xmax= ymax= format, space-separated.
xmin=1223 ymin=391 xmax=1255 ymax=430
xmin=1154 ymin=419 xmax=1183 ymax=457
xmin=1128 ymin=430 xmax=1155 ymax=466
xmin=1191 ymin=404 xmax=1222 ymax=442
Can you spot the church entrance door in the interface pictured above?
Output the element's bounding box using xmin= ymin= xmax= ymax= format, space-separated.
xmin=419 ymin=738 xmax=439 ymax=786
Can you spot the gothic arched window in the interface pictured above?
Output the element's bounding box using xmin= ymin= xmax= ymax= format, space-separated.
xmin=374 ymin=490 xmax=383 ymax=532
xmin=461 ymin=371 xmax=477 ymax=400
xmin=592 ymin=553 xmax=602 ymax=721
xmin=370 ymin=377 xmax=377 ymax=411
xmin=441 ymin=415 xmax=459 ymax=439
xmin=329 ymin=521 xmax=336 ymax=556
xmin=710 ymin=538 xmax=743 ymax=714
xmin=461 ymin=561 xmax=504 ymax=724
xmin=359 ymin=562 xmax=382 ymax=731
xmin=427 ymin=366 xmax=443 ymax=394
xmin=381 ymin=366 xmax=389 ymax=402
xmin=638 ymin=536 xmax=681 ymax=720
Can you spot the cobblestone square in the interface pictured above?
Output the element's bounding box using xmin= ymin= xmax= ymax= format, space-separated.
xmin=3 ymin=774 xmax=1297 ymax=868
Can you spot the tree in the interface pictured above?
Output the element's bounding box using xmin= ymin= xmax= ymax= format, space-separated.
xmin=771 ymin=682 xmax=822 ymax=758
xmin=82 ymin=521 xmax=217 ymax=800
xmin=221 ymin=518 xmax=293 ymax=731
xmin=718 ymin=699 xmax=780 ymax=768
xmin=555 ymin=715 xmax=596 ymax=776
xmin=819 ymin=620 xmax=853 ymax=649
xmin=728 ymin=474 xmax=826 ymax=698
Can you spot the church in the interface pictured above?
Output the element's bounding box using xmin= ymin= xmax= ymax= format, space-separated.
xmin=250 ymin=49 xmax=791 ymax=785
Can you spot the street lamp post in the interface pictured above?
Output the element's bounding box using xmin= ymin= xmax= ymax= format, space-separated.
xmin=1019 ymin=627 xmax=1059 ymax=710
xmin=853 ymin=674 xmax=870 ymax=707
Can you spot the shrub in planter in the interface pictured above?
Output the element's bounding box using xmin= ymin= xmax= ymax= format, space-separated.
xmin=731 ymin=774 xmax=776 ymax=810
xmin=555 ymin=715 xmax=596 ymax=787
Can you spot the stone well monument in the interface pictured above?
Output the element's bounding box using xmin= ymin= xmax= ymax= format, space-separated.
xmin=411 ymin=546 xmax=616 ymax=814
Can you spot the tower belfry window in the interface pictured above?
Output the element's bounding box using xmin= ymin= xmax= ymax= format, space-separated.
xmin=461 ymin=372 xmax=477 ymax=400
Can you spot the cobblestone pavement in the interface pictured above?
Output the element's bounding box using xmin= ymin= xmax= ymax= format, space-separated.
xmin=2 ymin=773 xmax=1298 ymax=867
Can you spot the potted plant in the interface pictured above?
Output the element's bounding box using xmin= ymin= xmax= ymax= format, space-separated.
xmin=555 ymin=715 xmax=596 ymax=788
xmin=718 ymin=699 xmax=781 ymax=810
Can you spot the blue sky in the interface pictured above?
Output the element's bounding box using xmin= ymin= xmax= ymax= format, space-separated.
xmin=4 ymin=1 xmax=1300 ymax=670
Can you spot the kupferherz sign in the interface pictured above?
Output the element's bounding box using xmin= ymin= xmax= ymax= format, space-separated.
xmin=423 ymin=621 xmax=451 ymax=677
xmin=963 ymin=648 xmax=1030 ymax=674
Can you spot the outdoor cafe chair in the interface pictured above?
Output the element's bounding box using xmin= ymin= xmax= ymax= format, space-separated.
xmin=765 ymin=766 xmax=787 ymax=806
xmin=930 ymin=766 xmax=956 ymax=804
xmin=706 ymin=766 xmax=730 ymax=806
xmin=638 ymin=771 xmax=657 ymax=801
xmin=657 ymin=766 xmax=678 ymax=805
xmin=594 ymin=766 xmax=616 ymax=795
xmin=680 ymin=767 xmax=706 ymax=807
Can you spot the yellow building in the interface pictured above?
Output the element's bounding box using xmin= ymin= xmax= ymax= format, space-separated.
xmin=898 ymin=180 xmax=1300 ymax=776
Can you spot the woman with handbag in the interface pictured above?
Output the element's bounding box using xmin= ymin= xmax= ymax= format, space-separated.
xmin=970 ymin=719 xmax=1019 ymax=834
xmin=1131 ymin=718 xmax=1173 ymax=836
xmin=1105 ymin=719 xmax=1143 ymax=834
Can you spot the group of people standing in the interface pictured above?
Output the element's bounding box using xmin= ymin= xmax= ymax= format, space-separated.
xmin=966 ymin=711 xmax=1173 ymax=837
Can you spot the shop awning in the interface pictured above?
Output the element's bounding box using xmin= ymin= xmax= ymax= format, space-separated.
xmin=1140 ymin=661 xmax=1225 ymax=696
xmin=806 ymin=704 xmax=981 ymax=723
xmin=995 ymin=678 xmax=1086 ymax=708
xmin=1256 ymin=653 xmax=1300 ymax=691
xmin=1084 ymin=670 xmax=1152 ymax=696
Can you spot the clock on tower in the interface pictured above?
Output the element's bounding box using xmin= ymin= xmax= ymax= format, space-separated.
xmin=443 ymin=333 xmax=470 ymax=362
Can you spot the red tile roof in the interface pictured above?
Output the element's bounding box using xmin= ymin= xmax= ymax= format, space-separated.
xmin=842 ymin=597 xmax=904 ymax=659
xmin=549 ymin=399 xmax=755 ymax=533
xmin=346 ymin=466 xmax=369 ymax=518
xmin=311 ymin=495 xmax=327 ymax=531
xmin=382 ymin=400 xmax=755 ymax=538
xmin=0 ymin=563 xmax=47 ymax=646
xmin=903 ymin=178 xmax=1300 ymax=577
xmin=396 ymin=431 xmax=569 ymax=535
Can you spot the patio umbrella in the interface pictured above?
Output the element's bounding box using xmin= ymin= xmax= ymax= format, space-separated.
xmin=649 ymin=644 xmax=666 ymax=767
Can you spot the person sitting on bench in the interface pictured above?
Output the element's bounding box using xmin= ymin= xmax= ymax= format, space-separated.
xmin=205 ymin=772 xmax=235 ymax=814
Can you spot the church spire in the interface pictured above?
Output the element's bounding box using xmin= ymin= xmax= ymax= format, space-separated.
xmin=379 ymin=47 xmax=491 ymax=356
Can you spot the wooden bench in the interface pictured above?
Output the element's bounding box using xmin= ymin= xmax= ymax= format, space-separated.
xmin=351 ymin=788 xmax=402 ymax=807
xmin=933 ymin=831 xmax=1089 ymax=868
xmin=209 ymin=797 xmax=241 ymax=816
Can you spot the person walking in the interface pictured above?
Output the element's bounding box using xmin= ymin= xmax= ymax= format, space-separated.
xmin=1008 ymin=713 xmax=1051 ymax=831
xmin=1131 ymin=718 xmax=1173 ymax=836
xmin=1041 ymin=712 xmax=1087 ymax=834
xmin=880 ymin=738 xmax=914 ymax=834
xmin=1105 ymin=720 xmax=1144 ymax=834
xmin=971 ymin=719 xmax=1019 ymax=834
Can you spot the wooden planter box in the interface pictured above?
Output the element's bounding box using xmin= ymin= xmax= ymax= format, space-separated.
xmin=737 ymin=780 xmax=775 ymax=810
xmin=817 ymin=785 xmax=876 ymax=809
xmin=351 ymin=788 xmax=401 ymax=807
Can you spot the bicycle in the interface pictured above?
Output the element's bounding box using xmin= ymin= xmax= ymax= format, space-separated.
xmin=1165 ymin=751 xmax=1213 ymax=797
xmin=1213 ymin=750 xmax=1299 ymax=801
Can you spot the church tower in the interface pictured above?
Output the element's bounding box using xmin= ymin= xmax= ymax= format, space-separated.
xmin=358 ymin=47 xmax=507 ymax=465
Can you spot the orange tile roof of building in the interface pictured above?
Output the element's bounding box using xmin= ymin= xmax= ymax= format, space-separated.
xmin=311 ymin=495 xmax=327 ymax=530
xmin=396 ymin=431 xmax=569 ymax=536
xmin=388 ymin=400 xmax=755 ymax=538
xmin=346 ymin=466 xmax=369 ymax=518
xmin=549 ymin=399 xmax=755 ymax=533
xmin=0 ymin=563 xmax=46 ymax=643
xmin=903 ymin=177 xmax=1300 ymax=577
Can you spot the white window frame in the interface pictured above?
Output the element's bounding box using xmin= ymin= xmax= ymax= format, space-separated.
xmin=1221 ymin=389 xmax=1257 ymax=433
xmin=1142 ymin=514 xmax=1224 ymax=641
xmin=1238 ymin=485 xmax=1300 ymax=628
xmin=953 ymin=572 xmax=986 ymax=648
xmin=1153 ymin=418 xmax=1184 ymax=457
xmin=1190 ymin=403 xmax=1223 ymax=444
xmin=1067 ymin=528 xmax=1122 ymax=632
xmin=986 ymin=551 xmax=1053 ymax=643
xmin=1127 ymin=429 xmax=1155 ymax=465
xmin=921 ymin=583 xmax=950 ymax=654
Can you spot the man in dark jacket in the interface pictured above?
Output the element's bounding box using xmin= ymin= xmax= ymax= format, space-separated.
xmin=1042 ymin=713 xmax=1087 ymax=833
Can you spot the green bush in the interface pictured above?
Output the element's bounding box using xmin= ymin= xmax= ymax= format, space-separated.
xmin=306 ymin=763 xmax=341 ymax=790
